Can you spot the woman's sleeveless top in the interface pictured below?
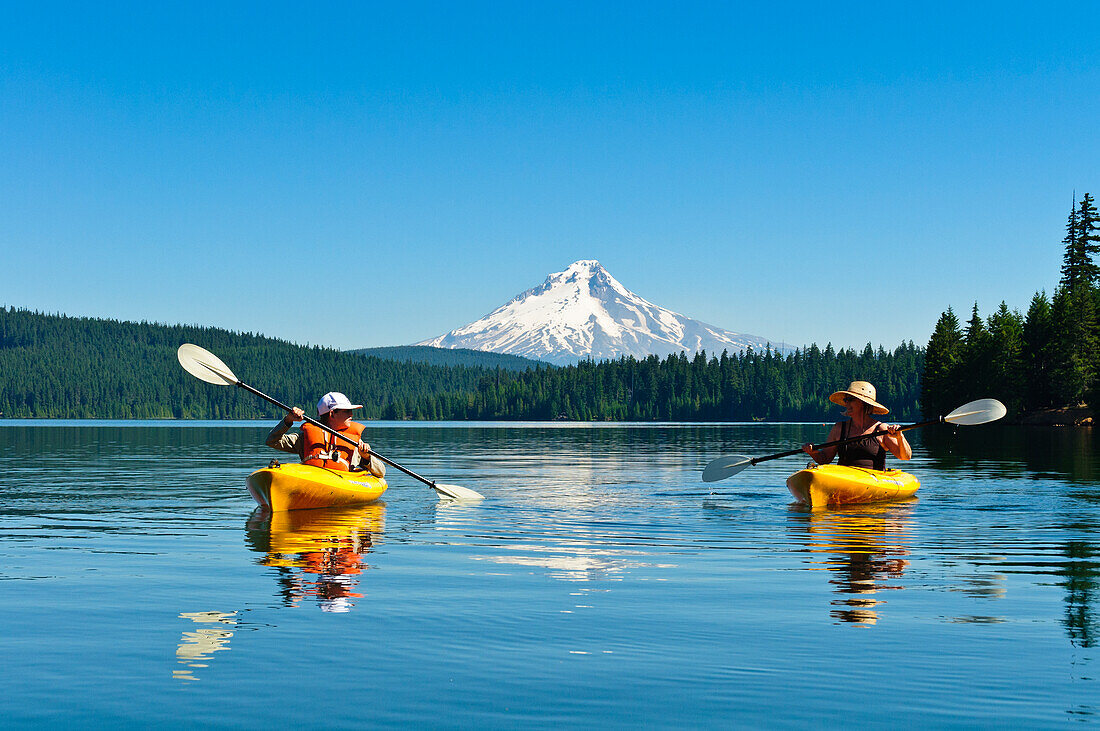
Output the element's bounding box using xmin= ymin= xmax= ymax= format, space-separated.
xmin=837 ymin=419 xmax=886 ymax=471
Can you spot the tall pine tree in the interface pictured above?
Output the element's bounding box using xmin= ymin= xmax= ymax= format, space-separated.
xmin=1074 ymin=193 xmax=1100 ymax=285
xmin=922 ymin=307 xmax=963 ymax=417
xmin=963 ymin=303 xmax=996 ymax=399
xmin=1051 ymin=194 xmax=1100 ymax=405
xmin=1078 ymin=194 xmax=1100 ymax=406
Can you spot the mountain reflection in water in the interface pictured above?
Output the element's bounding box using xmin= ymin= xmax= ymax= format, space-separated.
xmin=245 ymin=504 xmax=386 ymax=613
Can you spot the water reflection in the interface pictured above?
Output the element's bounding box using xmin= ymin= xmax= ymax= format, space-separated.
xmin=1062 ymin=540 xmax=1100 ymax=648
xmin=923 ymin=424 xmax=1100 ymax=482
xmin=788 ymin=502 xmax=916 ymax=625
xmin=244 ymin=504 xmax=386 ymax=613
xmin=173 ymin=611 xmax=237 ymax=682
xmin=469 ymin=542 xmax=672 ymax=582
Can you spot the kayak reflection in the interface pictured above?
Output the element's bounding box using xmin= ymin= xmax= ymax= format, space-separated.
xmin=245 ymin=503 xmax=386 ymax=613
xmin=788 ymin=501 xmax=916 ymax=625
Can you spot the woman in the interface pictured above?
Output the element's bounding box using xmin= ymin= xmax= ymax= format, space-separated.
xmin=802 ymin=381 xmax=911 ymax=470
xmin=266 ymin=392 xmax=385 ymax=477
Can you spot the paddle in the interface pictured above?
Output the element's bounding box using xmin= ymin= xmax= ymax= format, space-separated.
xmin=176 ymin=343 xmax=484 ymax=501
xmin=701 ymin=398 xmax=1007 ymax=483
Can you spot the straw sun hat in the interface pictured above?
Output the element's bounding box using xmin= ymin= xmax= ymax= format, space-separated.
xmin=829 ymin=381 xmax=889 ymax=415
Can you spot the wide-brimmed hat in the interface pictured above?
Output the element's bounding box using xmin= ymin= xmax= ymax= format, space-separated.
xmin=829 ymin=381 xmax=889 ymax=415
xmin=317 ymin=392 xmax=363 ymax=415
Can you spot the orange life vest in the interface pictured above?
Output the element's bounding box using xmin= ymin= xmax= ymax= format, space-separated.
xmin=300 ymin=421 xmax=365 ymax=471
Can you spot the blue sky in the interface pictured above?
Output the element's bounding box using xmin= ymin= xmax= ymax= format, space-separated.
xmin=2 ymin=2 xmax=1097 ymax=352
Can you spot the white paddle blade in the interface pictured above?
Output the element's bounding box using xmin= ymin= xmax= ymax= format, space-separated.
xmin=177 ymin=344 xmax=239 ymax=386
xmin=702 ymin=455 xmax=753 ymax=482
xmin=945 ymin=398 xmax=1007 ymax=426
xmin=433 ymin=483 xmax=485 ymax=501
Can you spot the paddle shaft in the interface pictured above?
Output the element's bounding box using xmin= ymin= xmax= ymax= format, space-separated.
xmin=233 ymin=380 xmax=440 ymax=489
xmin=746 ymin=417 xmax=943 ymax=467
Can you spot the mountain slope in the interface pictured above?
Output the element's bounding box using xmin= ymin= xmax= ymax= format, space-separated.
xmin=416 ymin=260 xmax=783 ymax=365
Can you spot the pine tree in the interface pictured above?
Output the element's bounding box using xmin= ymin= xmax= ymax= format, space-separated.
xmin=922 ymin=307 xmax=963 ymax=417
xmin=1077 ymin=193 xmax=1100 ymax=285
xmin=1060 ymin=193 xmax=1100 ymax=291
xmin=1023 ymin=291 xmax=1056 ymax=409
xmin=1051 ymin=194 xmax=1100 ymax=405
xmin=1079 ymin=194 xmax=1100 ymax=407
xmin=1050 ymin=285 xmax=1095 ymax=405
xmin=1061 ymin=196 xmax=1086 ymax=289
xmin=986 ymin=302 xmax=1025 ymax=413
xmin=962 ymin=303 xmax=996 ymax=398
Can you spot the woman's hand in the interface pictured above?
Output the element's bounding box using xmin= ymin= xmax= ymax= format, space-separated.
xmin=283 ymin=407 xmax=304 ymax=425
xmin=801 ymin=443 xmax=815 ymax=455
xmin=880 ymin=424 xmax=913 ymax=460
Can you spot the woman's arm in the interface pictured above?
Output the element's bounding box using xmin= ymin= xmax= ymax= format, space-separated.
xmin=355 ymin=440 xmax=387 ymax=478
xmin=802 ymin=422 xmax=842 ymax=464
xmin=266 ymin=408 xmax=304 ymax=455
xmin=879 ymin=425 xmax=912 ymax=461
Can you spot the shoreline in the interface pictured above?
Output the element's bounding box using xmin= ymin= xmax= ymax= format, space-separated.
xmin=1011 ymin=406 xmax=1094 ymax=427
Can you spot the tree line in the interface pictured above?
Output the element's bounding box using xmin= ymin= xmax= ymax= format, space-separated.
xmin=349 ymin=345 xmax=541 ymax=371
xmin=0 ymin=308 xmax=525 ymax=419
xmin=922 ymin=193 xmax=1100 ymax=417
xmin=0 ymin=306 xmax=923 ymax=421
xmin=397 ymin=342 xmax=924 ymax=422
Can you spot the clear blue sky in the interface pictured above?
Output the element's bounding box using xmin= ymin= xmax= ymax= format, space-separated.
xmin=2 ymin=2 xmax=1097 ymax=352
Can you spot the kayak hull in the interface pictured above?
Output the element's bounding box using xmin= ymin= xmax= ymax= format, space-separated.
xmin=247 ymin=463 xmax=387 ymax=512
xmin=786 ymin=464 xmax=919 ymax=509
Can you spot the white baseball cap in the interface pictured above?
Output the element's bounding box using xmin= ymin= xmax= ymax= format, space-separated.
xmin=317 ymin=392 xmax=363 ymax=415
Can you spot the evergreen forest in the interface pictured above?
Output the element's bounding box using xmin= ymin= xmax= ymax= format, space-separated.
xmin=0 ymin=307 xmax=923 ymax=421
xmin=400 ymin=343 xmax=923 ymax=421
xmin=0 ymin=309 xmax=525 ymax=419
xmin=349 ymin=345 xmax=543 ymax=371
xmin=922 ymin=193 xmax=1100 ymax=418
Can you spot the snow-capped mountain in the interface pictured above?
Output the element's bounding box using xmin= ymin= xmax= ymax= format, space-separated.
xmin=415 ymin=260 xmax=784 ymax=365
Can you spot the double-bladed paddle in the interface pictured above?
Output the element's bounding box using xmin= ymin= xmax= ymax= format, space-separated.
xmin=701 ymin=398 xmax=1007 ymax=483
xmin=177 ymin=343 xmax=484 ymax=501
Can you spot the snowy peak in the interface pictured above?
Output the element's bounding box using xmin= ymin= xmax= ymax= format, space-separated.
xmin=416 ymin=260 xmax=782 ymax=365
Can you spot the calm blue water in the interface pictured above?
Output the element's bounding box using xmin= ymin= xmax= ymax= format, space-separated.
xmin=1 ymin=421 xmax=1098 ymax=728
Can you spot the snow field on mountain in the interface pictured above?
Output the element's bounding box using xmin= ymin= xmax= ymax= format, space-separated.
xmin=417 ymin=260 xmax=781 ymax=365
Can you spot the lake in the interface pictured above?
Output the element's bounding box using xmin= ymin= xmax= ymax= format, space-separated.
xmin=2 ymin=421 xmax=1098 ymax=728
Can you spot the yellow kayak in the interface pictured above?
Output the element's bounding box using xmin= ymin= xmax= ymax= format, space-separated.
xmin=786 ymin=464 xmax=919 ymax=509
xmin=246 ymin=462 xmax=387 ymax=512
